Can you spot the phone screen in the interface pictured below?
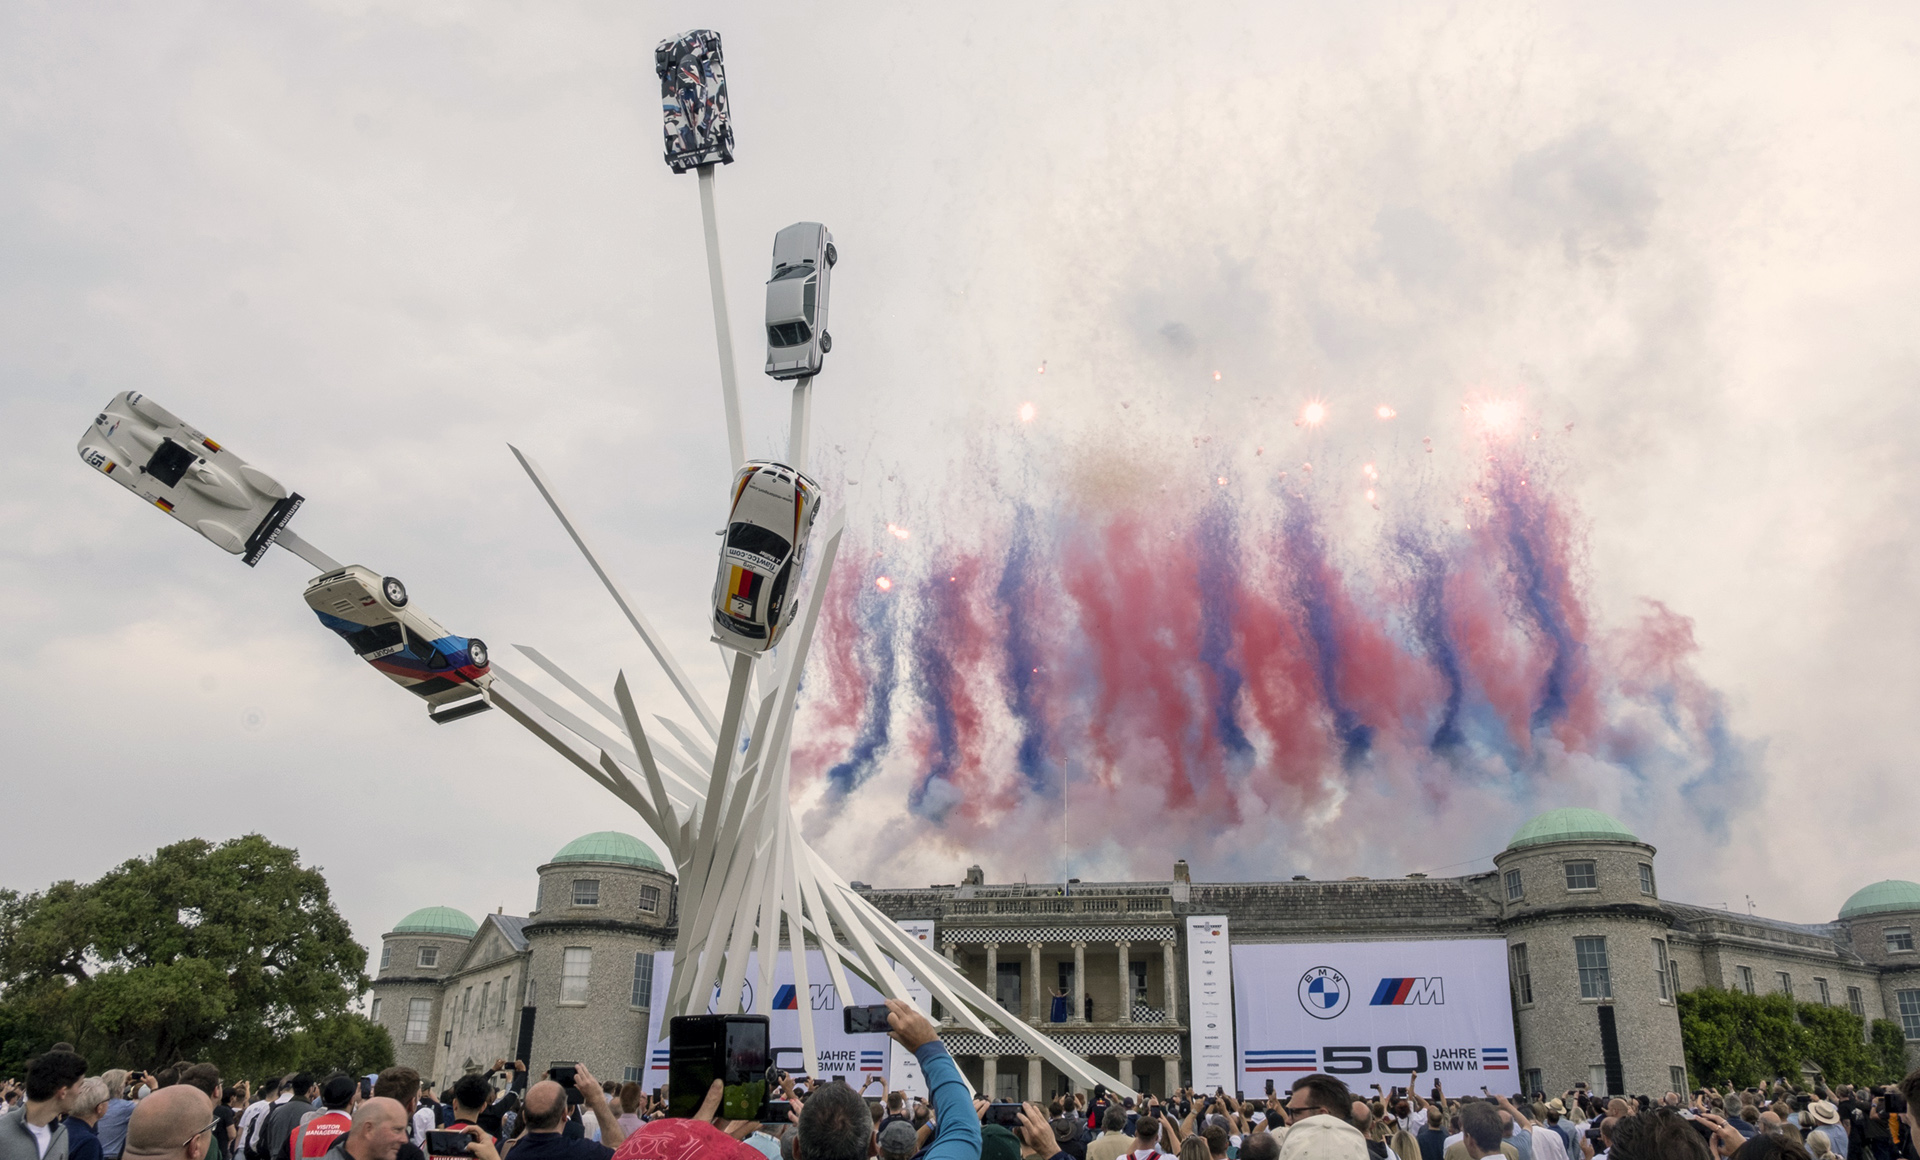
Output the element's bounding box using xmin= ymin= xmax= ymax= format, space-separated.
xmin=668 ymin=1015 xmax=770 ymax=1120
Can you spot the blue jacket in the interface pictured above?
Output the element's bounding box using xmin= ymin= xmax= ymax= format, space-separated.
xmin=915 ymin=1042 xmax=980 ymax=1160
xmin=66 ymin=1116 xmax=103 ymax=1160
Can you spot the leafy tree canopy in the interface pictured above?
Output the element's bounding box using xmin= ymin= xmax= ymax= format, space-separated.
xmin=1677 ymin=985 xmax=1910 ymax=1088
xmin=0 ymin=834 xmax=387 ymax=1077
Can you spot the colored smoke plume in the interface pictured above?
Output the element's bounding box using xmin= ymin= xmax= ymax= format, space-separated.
xmin=787 ymin=404 xmax=1755 ymax=884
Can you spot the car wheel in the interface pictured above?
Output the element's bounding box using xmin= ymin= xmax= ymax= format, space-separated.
xmin=467 ymin=638 xmax=489 ymax=668
xmin=819 ymin=332 xmax=832 ymax=353
xmin=825 ymin=242 xmax=837 ymax=267
xmin=382 ymin=576 xmax=409 ymax=607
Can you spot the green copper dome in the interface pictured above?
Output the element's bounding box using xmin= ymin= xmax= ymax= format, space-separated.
xmin=392 ymin=906 xmax=478 ymax=937
xmin=1506 ymin=808 xmax=1639 ymax=851
xmin=550 ymin=831 xmax=664 ymax=871
xmin=1839 ymin=880 xmax=1920 ymax=919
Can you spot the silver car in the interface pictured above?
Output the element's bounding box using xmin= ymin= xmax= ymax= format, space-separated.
xmin=764 ymin=222 xmax=836 ymax=380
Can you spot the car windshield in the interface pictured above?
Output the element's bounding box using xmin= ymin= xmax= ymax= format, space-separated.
xmin=343 ymin=621 xmax=403 ymax=656
xmin=767 ymin=322 xmax=812 ymax=348
xmin=727 ymin=522 xmax=790 ymax=559
xmin=772 ymin=263 xmax=813 ymax=280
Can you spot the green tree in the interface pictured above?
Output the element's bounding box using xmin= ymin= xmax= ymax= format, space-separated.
xmin=286 ymin=1013 xmax=393 ymax=1077
xmin=0 ymin=835 xmax=370 ymax=1076
xmin=1869 ymin=1019 xmax=1907 ymax=1080
xmin=1678 ymin=985 xmax=1911 ymax=1088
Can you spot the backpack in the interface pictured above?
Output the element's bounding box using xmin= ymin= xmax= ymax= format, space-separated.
xmin=243 ymin=1107 xmax=273 ymax=1160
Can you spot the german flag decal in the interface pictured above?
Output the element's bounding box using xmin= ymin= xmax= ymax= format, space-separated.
xmin=155 ymin=498 xmax=174 ymax=513
xmin=729 ymin=566 xmax=762 ymax=602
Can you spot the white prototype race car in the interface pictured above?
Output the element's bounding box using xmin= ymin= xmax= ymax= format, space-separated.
xmin=303 ymin=565 xmax=493 ymax=723
xmin=764 ymin=221 xmax=836 ymax=381
xmin=77 ymin=391 xmax=302 ymax=565
xmin=711 ymin=460 xmax=822 ymax=653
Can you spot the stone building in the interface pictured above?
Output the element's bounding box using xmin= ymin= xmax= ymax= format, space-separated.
xmin=369 ymin=810 xmax=1920 ymax=1098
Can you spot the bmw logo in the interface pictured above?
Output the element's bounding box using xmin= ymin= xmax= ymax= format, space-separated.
xmin=1298 ymin=966 xmax=1350 ymax=1019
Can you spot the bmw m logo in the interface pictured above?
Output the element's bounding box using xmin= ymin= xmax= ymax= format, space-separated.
xmin=1298 ymin=966 xmax=1350 ymax=1019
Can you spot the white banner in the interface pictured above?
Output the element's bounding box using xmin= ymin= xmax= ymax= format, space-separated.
xmin=889 ymin=920 xmax=937 ymax=1099
xmin=642 ymin=950 xmax=896 ymax=1090
xmin=1231 ymin=940 xmax=1517 ymax=1097
xmin=1185 ymin=916 xmax=1236 ymax=1092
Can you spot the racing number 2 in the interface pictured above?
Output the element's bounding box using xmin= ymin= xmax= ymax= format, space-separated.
xmin=1320 ymin=1046 xmax=1430 ymax=1075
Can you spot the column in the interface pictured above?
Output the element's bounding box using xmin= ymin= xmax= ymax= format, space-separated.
xmin=1116 ymin=940 xmax=1133 ymax=1024
xmin=1163 ymin=1056 xmax=1179 ymax=1100
xmin=1027 ymin=1055 xmax=1042 ymax=1101
xmin=1071 ymin=941 xmax=1086 ymax=1024
xmin=983 ymin=1056 xmax=998 ymax=1101
xmin=941 ymin=942 xmax=959 ymax=1025
xmin=1029 ymin=942 xmax=1044 ymax=1022
xmin=1161 ymin=940 xmax=1178 ymax=1021
xmin=984 ymin=942 xmax=999 ymax=1022
xmin=1116 ymin=1054 xmax=1136 ymax=1096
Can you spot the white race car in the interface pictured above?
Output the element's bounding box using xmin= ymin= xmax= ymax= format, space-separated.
xmin=77 ymin=391 xmax=301 ymax=565
xmin=303 ymin=565 xmax=493 ymax=723
xmin=711 ymin=461 xmax=822 ymax=653
xmin=764 ymin=222 xmax=836 ymax=381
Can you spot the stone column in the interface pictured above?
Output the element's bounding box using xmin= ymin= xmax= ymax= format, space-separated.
xmin=983 ymin=1056 xmax=998 ymax=1100
xmin=1071 ymin=941 xmax=1087 ymax=1024
xmin=941 ymin=943 xmax=959 ymax=1025
xmin=1162 ymin=941 xmax=1178 ymax=1020
xmin=1116 ymin=940 xmax=1133 ymax=1023
xmin=1163 ymin=1056 xmax=1179 ymax=1099
xmin=1027 ymin=1055 xmax=1042 ymax=1101
xmin=984 ymin=943 xmax=999 ymax=1022
xmin=1029 ymin=942 xmax=1044 ymax=1023
xmin=1116 ymin=1054 xmax=1136 ymax=1096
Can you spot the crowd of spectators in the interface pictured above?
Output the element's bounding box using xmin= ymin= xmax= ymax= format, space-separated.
xmin=7 ymin=1015 xmax=1920 ymax=1160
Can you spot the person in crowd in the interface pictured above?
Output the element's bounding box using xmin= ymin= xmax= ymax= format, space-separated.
xmin=1457 ymin=1107 xmax=1511 ymax=1160
xmin=876 ymin=1121 xmax=917 ymax=1160
xmin=263 ymin=1079 xmax=319 ymax=1160
xmin=1277 ymin=1075 xmax=1368 ymax=1160
xmin=97 ymin=1072 xmax=140 ymax=1160
xmin=173 ymin=1071 xmax=223 ymax=1160
xmin=445 ymin=1078 xmax=494 ymax=1145
xmin=1242 ymin=1134 xmax=1281 ymax=1160
xmin=66 ymin=1077 xmax=114 ymax=1160
xmin=1416 ymin=1110 xmax=1446 ymax=1160
xmin=1090 ymin=1109 xmax=1136 ymax=1160
xmin=503 ymin=1064 xmax=624 ymax=1160
xmin=2 ymin=1050 xmax=88 ymax=1160
xmin=612 ymin=1089 xmax=642 ymax=1140
xmin=233 ymin=1081 xmax=281 ymax=1160
xmin=1056 ymin=1117 xmax=1090 ymax=1160
xmin=122 ymin=1086 xmax=216 ymax=1160
xmin=289 ymin=1077 xmax=357 ymax=1160
xmin=321 ymin=1101 xmax=410 ymax=1160
xmin=217 ymin=1090 xmax=247 ymax=1158
xmin=368 ymin=1070 xmax=428 ymax=1160
xmin=1493 ymin=1095 xmax=1565 ymax=1160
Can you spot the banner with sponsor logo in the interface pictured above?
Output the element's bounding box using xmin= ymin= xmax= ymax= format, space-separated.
xmin=888 ymin=920 xmax=937 ymax=1099
xmin=641 ymin=949 xmax=899 ymax=1090
xmin=1230 ymin=940 xmax=1516 ymax=1095
xmin=1185 ymin=916 xmax=1237 ymax=1091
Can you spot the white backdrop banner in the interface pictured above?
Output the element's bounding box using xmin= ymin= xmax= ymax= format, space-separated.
xmin=642 ymin=950 xmax=897 ymax=1089
xmin=1231 ymin=940 xmax=1517 ymax=1096
xmin=888 ymin=920 xmax=937 ymax=1099
xmin=1185 ymin=916 xmax=1237 ymax=1091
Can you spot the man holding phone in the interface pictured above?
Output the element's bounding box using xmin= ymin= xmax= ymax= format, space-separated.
xmin=791 ymin=999 xmax=978 ymax=1160
xmin=505 ymin=1065 xmax=625 ymax=1160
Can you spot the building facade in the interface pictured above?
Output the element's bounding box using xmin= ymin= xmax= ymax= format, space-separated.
xmin=370 ymin=810 xmax=1920 ymax=1098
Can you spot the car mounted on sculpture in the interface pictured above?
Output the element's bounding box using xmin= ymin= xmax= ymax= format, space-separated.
xmin=764 ymin=222 xmax=836 ymax=381
xmin=711 ymin=460 xmax=822 ymax=653
xmin=656 ymin=29 xmax=734 ymax=173
xmin=303 ymin=565 xmax=493 ymax=723
xmin=77 ymin=391 xmax=303 ymax=566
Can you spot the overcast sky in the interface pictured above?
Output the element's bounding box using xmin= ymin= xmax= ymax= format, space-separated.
xmin=4 ymin=2 xmax=1918 ymax=964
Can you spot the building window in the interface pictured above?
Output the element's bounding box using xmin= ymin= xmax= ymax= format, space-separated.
xmin=1888 ymin=926 xmax=1914 ymax=953
xmin=1898 ymin=990 xmax=1920 ymax=1039
xmin=1575 ymin=937 xmax=1612 ymax=999
xmin=380 ymin=945 xmax=392 ymax=970
xmin=370 ymin=998 xmax=382 ymax=1022
xmin=562 ymin=947 xmax=592 ymax=1003
xmin=1815 ymin=978 xmax=1830 ymax=1006
xmin=1848 ymin=986 xmax=1865 ymax=1017
xmin=623 ymin=1067 xmax=644 ymax=1083
xmin=499 ymin=974 xmax=513 ymax=1023
xmin=639 ymin=885 xmax=661 ymax=914
xmin=1565 ymin=861 xmax=1599 ymax=891
xmin=1588 ymin=1065 xmax=1609 ymax=1094
xmin=1776 ymin=972 xmax=1793 ymax=997
xmin=405 ymin=998 xmax=431 ymax=1043
xmin=1653 ymin=939 xmax=1671 ymax=1001
xmin=1130 ymin=960 xmax=1150 ymax=1003
xmin=632 ymin=952 xmax=654 ymax=1008
xmin=526 ymin=977 xmax=538 ymax=1008
xmin=418 ymin=946 xmax=439 ymax=968
xmin=1737 ymin=966 xmax=1755 ymax=995
xmin=1670 ymin=1066 xmax=1689 ymax=1094
xmin=995 ymin=962 xmax=1022 ymax=1009
xmin=479 ymin=982 xmax=491 ymax=1027
xmin=1505 ymin=870 xmax=1524 ymax=901
xmin=1510 ymin=944 xmax=1534 ymax=1005
xmin=1524 ymin=1069 xmax=1544 ymax=1097
xmin=573 ymin=879 xmax=601 ymax=907
xmin=1639 ymin=863 xmax=1657 ymax=897
xmin=460 ymin=986 xmax=472 ymax=1032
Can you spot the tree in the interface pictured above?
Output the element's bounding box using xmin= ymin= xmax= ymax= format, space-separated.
xmin=0 ymin=835 xmax=370 ymax=1076
xmin=286 ymin=1013 xmax=393 ymax=1077
xmin=1677 ymin=985 xmax=1911 ymax=1088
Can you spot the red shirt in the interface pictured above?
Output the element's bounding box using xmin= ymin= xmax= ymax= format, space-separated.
xmin=291 ymin=1112 xmax=353 ymax=1159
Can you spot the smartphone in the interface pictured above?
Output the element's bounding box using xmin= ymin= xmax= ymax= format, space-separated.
xmin=1266 ymin=1080 xmax=1275 ymax=1097
xmin=425 ymin=1132 xmax=473 ymax=1156
xmin=548 ymin=1065 xmax=583 ymax=1106
xmin=985 ymin=1104 xmax=1025 ymax=1128
xmin=668 ymin=1014 xmax=771 ymax=1121
xmin=844 ymin=1004 xmax=893 ymax=1034
xmin=763 ymin=1100 xmax=793 ymax=1124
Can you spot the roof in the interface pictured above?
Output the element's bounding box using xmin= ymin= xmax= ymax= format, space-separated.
xmin=1839 ymin=880 xmax=1920 ymax=919
xmin=1506 ymin=808 xmax=1639 ymax=851
xmin=392 ymin=906 xmax=478 ymax=938
xmin=492 ymin=914 xmax=530 ymax=951
xmin=550 ymin=831 xmax=664 ymax=871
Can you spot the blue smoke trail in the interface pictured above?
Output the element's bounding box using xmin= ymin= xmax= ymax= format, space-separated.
xmin=824 ymin=575 xmax=901 ymax=794
xmin=1283 ymin=503 xmax=1374 ymax=763
xmin=996 ymin=505 xmax=1054 ymax=793
xmin=1194 ymin=493 xmax=1254 ymax=757
xmin=1391 ymin=527 xmax=1465 ymax=750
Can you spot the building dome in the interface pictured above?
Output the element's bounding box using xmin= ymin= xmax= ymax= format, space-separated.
xmin=392 ymin=906 xmax=478 ymax=937
xmin=1506 ymin=808 xmax=1639 ymax=851
xmin=550 ymin=831 xmax=664 ymax=871
xmin=1839 ymin=879 xmax=1920 ymax=919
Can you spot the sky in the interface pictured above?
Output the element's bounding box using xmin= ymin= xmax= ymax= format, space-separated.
xmin=3 ymin=2 xmax=1919 ymax=966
